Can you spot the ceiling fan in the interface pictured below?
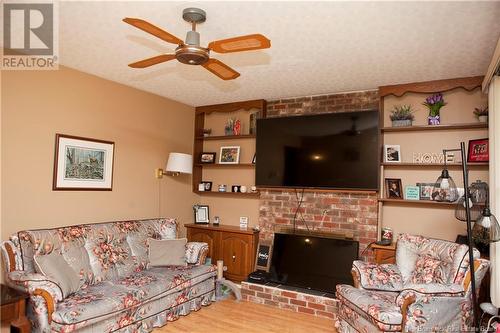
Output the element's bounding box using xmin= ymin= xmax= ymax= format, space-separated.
xmin=123 ymin=8 xmax=271 ymax=80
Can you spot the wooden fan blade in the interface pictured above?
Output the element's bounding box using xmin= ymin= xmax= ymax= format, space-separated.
xmin=202 ymin=59 xmax=240 ymax=80
xmin=128 ymin=54 xmax=176 ymax=68
xmin=123 ymin=18 xmax=183 ymax=45
xmin=208 ymin=34 xmax=271 ymax=53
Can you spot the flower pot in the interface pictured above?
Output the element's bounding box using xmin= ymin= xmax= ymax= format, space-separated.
xmin=478 ymin=115 xmax=488 ymax=123
xmin=391 ymin=119 xmax=412 ymax=127
xmin=428 ymin=115 xmax=440 ymax=125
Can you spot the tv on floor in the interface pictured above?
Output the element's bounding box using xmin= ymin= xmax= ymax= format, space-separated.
xmin=269 ymin=232 xmax=359 ymax=294
xmin=255 ymin=110 xmax=379 ymax=190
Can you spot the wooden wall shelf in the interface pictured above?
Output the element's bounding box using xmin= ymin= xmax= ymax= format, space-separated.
xmin=381 ymin=123 xmax=488 ymax=133
xmin=378 ymin=198 xmax=457 ymax=207
xmin=195 ymin=163 xmax=255 ymax=168
xmin=381 ymin=162 xmax=488 ymax=168
xmin=195 ymin=134 xmax=256 ymax=141
xmin=195 ymin=191 xmax=260 ymax=198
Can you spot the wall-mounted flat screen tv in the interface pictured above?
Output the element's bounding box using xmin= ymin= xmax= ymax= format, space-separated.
xmin=256 ymin=110 xmax=379 ymax=190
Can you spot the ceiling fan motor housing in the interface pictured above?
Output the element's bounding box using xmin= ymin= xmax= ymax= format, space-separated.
xmin=175 ymin=45 xmax=209 ymax=65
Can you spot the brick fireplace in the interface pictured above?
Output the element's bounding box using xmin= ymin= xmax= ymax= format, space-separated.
xmin=258 ymin=90 xmax=380 ymax=257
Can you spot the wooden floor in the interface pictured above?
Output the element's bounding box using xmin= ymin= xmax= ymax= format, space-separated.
xmin=156 ymin=299 xmax=337 ymax=333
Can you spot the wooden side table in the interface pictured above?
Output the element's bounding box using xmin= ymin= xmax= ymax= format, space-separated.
xmin=371 ymin=243 xmax=396 ymax=264
xmin=1 ymin=284 xmax=31 ymax=333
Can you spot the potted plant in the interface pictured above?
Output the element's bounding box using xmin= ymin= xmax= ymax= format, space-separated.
xmin=423 ymin=93 xmax=446 ymax=125
xmin=389 ymin=105 xmax=415 ymax=127
xmin=473 ymin=107 xmax=488 ymax=123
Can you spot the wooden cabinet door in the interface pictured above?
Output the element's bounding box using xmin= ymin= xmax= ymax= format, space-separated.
xmin=220 ymin=233 xmax=251 ymax=281
xmin=186 ymin=228 xmax=217 ymax=260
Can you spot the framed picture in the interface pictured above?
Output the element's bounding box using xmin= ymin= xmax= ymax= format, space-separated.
xmin=200 ymin=152 xmax=216 ymax=164
xmin=252 ymin=154 xmax=256 ymax=164
xmin=201 ymin=181 xmax=212 ymax=192
xmin=53 ymin=134 xmax=114 ymax=190
xmin=467 ymin=138 xmax=489 ymax=162
xmin=193 ymin=205 xmax=210 ymax=224
xmin=383 ymin=145 xmax=401 ymax=163
xmin=219 ymin=146 xmax=240 ymax=164
xmin=254 ymin=239 xmax=273 ymax=272
xmin=385 ymin=178 xmax=403 ymax=199
xmin=417 ymin=183 xmax=435 ymax=201
xmin=404 ymin=186 xmax=420 ymax=200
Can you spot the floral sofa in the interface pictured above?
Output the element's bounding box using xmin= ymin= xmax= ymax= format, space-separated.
xmin=1 ymin=218 xmax=216 ymax=333
xmin=335 ymin=234 xmax=490 ymax=332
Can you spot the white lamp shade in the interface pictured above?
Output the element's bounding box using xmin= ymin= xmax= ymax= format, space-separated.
xmin=166 ymin=153 xmax=192 ymax=174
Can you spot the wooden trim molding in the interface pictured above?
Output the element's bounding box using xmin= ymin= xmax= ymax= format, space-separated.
xmin=34 ymin=288 xmax=55 ymax=323
xmin=379 ymin=76 xmax=484 ymax=97
xmin=351 ymin=268 xmax=360 ymax=288
xmin=462 ymin=259 xmax=481 ymax=291
xmin=195 ymin=99 xmax=266 ymax=115
xmin=401 ymin=295 xmax=416 ymax=332
xmin=4 ymin=242 xmax=17 ymax=272
xmin=482 ymin=36 xmax=500 ymax=92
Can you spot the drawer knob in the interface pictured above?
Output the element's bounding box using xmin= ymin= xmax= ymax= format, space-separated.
xmin=232 ymin=255 xmax=236 ymax=262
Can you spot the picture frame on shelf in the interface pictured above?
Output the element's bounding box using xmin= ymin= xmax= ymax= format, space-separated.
xmin=53 ymin=134 xmax=115 ymax=190
xmin=200 ymin=152 xmax=216 ymax=164
xmin=404 ymin=186 xmax=420 ymax=200
xmin=254 ymin=239 xmax=273 ymax=272
xmin=201 ymin=181 xmax=212 ymax=192
xmin=219 ymin=146 xmax=240 ymax=164
xmin=417 ymin=183 xmax=435 ymax=201
xmin=467 ymin=138 xmax=489 ymax=162
xmin=385 ymin=178 xmax=403 ymax=199
xmin=383 ymin=145 xmax=401 ymax=163
xmin=193 ymin=205 xmax=210 ymax=224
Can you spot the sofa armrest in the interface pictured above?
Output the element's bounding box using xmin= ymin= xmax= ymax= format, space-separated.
xmin=351 ymin=260 xmax=403 ymax=291
xmin=396 ymin=283 xmax=468 ymax=332
xmin=1 ymin=240 xmax=23 ymax=272
xmin=7 ymin=271 xmax=63 ymax=323
xmin=186 ymin=242 xmax=209 ymax=265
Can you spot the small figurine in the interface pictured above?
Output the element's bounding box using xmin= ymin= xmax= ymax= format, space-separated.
xmin=233 ymin=119 xmax=241 ymax=135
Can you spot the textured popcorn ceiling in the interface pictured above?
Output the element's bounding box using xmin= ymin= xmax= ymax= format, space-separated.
xmin=58 ymin=1 xmax=500 ymax=107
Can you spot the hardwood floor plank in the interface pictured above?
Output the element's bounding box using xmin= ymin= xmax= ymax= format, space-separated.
xmin=155 ymin=299 xmax=337 ymax=333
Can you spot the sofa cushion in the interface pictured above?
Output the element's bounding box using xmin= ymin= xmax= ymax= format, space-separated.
xmin=352 ymin=261 xmax=403 ymax=292
xmin=34 ymin=252 xmax=81 ymax=298
xmin=396 ymin=234 xmax=465 ymax=284
xmin=85 ymin=228 xmax=135 ymax=283
xmin=148 ymin=238 xmax=187 ymax=267
xmin=125 ymin=218 xmax=177 ymax=270
xmin=411 ymin=255 xmax=446 ymax=284
xmin=51 ymin=264 xmax=216 ymax=327
xmin=336 ymin=284 xmax=402 ymax=331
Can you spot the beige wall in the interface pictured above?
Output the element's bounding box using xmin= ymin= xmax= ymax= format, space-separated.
xmin=1 ymin=66 xmax=197 ymax=240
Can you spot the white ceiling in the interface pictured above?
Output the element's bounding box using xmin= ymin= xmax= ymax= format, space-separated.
xmin=59 ymin=1 xmax=500 ymax=107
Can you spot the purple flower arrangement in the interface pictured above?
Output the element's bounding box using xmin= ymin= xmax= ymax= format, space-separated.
xmin=422 ymin=93 xmax=446 ymax=117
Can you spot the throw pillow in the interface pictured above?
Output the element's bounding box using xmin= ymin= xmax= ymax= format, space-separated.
xmin=148 ymin=238 xmax=187 ymax=267
xmin=34 ymin=252 xmax=81 ymax=298
xmin=411 ymin=255 xmax=446 ymax=284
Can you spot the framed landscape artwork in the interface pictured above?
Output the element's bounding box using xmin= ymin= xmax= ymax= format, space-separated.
xmin=53 ymin=134 xmax=115 ymax=190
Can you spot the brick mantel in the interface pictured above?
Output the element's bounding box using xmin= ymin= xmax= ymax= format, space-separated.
xmin=258 ymin=90 xmax=380 ymax=257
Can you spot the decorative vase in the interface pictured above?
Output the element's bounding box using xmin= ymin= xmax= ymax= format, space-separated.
xmin=478 ymin=115 xmax=488 ymax=123
xmin=391 ymin=119 xmax=412 ymax=127
xmin=428 ymin=115 xmax=440 ymax=125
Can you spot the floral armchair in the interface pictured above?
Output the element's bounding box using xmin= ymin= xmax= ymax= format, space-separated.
xmin=335 ymin=234 xmax=490 ymax=332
